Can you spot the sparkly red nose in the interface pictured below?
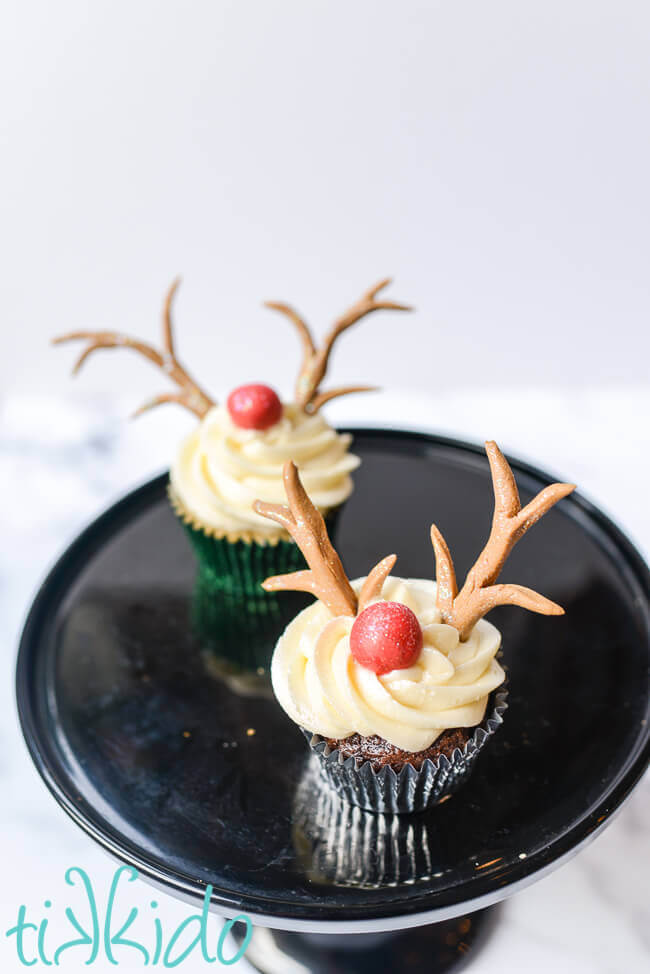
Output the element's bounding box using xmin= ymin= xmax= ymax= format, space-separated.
xmin=350 ymin=601 xmax=423 ymax=675
xmin=226 ymin=384 xmax=283 ymax=431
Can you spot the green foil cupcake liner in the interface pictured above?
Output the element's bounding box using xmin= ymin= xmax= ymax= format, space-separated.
xmin=188 ymin=532 xmax=311 ymax=673
xmin=171 ymin=490 xmax=342 ymax=673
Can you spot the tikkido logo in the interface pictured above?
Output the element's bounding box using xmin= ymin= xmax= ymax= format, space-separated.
xmin=5 ymin=866 xmax=252 ymax=967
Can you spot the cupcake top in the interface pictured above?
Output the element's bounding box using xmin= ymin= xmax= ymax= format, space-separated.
xmin=272 ymin=576 xmax=504 ymax=750
xmin=255 ymin=444 xmax=575 ymax=748
xmin=53 ymin=277 xmax=411 ymax=536
xmin=170 ymin=403 xmax=359 ymax=540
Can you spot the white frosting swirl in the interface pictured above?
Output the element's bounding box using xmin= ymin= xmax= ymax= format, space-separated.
xmin=271 ymin=577 xmax=505 ymax=751
xmin=169 ymin=403 xmax=359 ymax=540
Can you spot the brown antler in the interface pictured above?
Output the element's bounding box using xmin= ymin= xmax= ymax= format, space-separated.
xmin=254 ymin=462 xmax=358 ymax=617
xmin=52 ymin=279 xmax=215 ymax=419
xmin=358 ymin=554 xmax=397 ymax=612
xmin=264 ymin=278 xmax=412 ymax=413
xmin=431 ymin=441 xmax=576 ymax=641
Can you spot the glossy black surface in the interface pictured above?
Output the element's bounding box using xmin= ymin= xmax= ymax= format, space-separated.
xmin=16 ymin=431 xmax=650 ymax=925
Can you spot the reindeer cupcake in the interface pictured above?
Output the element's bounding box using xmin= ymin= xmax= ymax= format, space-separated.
xmin=54 ymin=278 xmax=411 ymax=670
xmin=255 ymin=443 xmax=575 ymax=813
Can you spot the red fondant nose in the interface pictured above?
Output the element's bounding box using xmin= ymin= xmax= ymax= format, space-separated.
xmin=227 ymin=384 xmax=283 ymax=431
xmin=350 ymin=601 xmax=423 ymax=675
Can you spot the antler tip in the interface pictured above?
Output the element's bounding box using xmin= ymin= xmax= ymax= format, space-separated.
xmin=375 ymin=552 xmax=398 ymax=573
xmin=130 ymin=401 xmax=154 ymax=420
xmin=532 ymin=597 xmax=566 ymax=618
xmin=367 ymin=276 xmax=393 ymax=297
xmin=357 ymin=552 xmax=398 ymax=611
xmin=383 ymin=553 xmax=398 ymax=574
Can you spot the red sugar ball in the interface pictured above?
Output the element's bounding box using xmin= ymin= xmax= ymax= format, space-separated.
xmin=350 ymin=601 xmax=423 ymax=675
xmin=226 ymin=384 xmax=283 ymax=431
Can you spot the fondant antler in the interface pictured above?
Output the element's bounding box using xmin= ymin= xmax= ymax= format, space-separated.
xmin=264 ymin=279 xmax=412 ymax=413
xmin=254 ymin=462 xmax=358 ymax=617
xmin=255 ymin=462 xmax=397 ymax=617
xmin=430 ymin=441 xmax=575 ymax=641
xmin=52 ymin=279 xmax=215 ymax=419
xmin=357 ymin=554 xmax=397 ymax=613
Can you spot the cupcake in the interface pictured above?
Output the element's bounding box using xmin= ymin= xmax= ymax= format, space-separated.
xmin=254 ymin=443 xmax=575 ymax=813
xmin=53 ymin=277 xmax=411 ymax=671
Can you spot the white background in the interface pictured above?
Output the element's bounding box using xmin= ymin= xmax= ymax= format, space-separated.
xmin=0 ymin=2 xmax=648 ymax=972
xmin=1 ymin=0 xmax=649 ymax=400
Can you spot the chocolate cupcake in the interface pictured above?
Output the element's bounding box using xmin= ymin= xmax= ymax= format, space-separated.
xmin=255 ymin=443 xmax=574 ymax=813
xmin=53 ymin=277 xmax=411 ymax=671
xmin=325 ymin=727 xmax=478 ymax=770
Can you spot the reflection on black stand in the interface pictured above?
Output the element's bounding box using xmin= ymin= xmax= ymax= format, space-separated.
xmin=292 ymin=761 xmax=446 ymax=889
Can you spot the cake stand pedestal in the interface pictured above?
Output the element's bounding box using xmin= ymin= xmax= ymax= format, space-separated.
xmin=16 ymin=432 xmax=649 ymax=972
xmin=230 ymin=910 xmax=498 ymax=973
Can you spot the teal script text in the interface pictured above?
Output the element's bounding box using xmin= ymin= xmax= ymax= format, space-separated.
xmin=5 ymin=866 xmax=252 ymax=967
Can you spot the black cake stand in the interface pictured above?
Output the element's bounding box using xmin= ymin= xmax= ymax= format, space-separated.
xmin=16 ymin=431 xmax=650 ymax=973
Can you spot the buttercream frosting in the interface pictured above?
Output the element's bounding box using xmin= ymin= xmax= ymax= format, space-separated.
xmin=169 ymin=403 xmax=359 ymax=540
xmin=271 ymin=576 xmax=505 ymax=751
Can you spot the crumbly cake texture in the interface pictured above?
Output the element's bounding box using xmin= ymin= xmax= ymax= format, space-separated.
xmin=307 ymin=689 xmax=509 ymax=814
xmin=325 ymin=727 xmax=473 ymax=772
xmin=258 ymin=451 xmax=574 ymax=770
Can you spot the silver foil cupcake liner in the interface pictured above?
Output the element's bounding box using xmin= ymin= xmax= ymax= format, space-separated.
xmin=293 ymin=761 xmax=443 ymax=887
xmin=301 ymin=687 xmax=508 ymax=814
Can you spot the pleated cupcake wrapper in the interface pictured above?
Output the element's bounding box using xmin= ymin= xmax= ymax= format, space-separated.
xmin=190 ymin=560 xmax=312 ymax=673
xmin=168 ymin=483 xmax=342 ymax=672
xmin=168 ymin=484 xmax=339 ymax=546
xmin=301 ymin=687 xmax=509 ymax=814
xmin=293 ymin=761 xmax=443 ymax=888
